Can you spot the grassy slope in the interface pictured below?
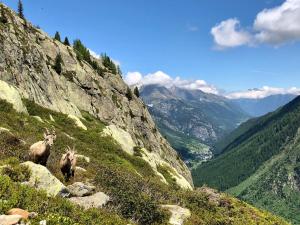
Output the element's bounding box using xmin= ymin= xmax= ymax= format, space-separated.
xmin=0 ymin=99 xmax=288 ymax=225
xmin=193 ymin=96 xmax=300 ymax=190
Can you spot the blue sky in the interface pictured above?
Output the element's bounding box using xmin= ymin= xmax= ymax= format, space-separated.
xmin=2 ymin=0 xmax=300 ymax=96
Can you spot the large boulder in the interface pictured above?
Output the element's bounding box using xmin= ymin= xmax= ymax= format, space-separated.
xmin=68 ymin=115 xmax=87 ymax=130
xmin=69 ymin=192 xmax=110 ymax=209
xmin=67 ymin=182 xmax=95 ymax=197
xmin=0 ymin=215 xmax=23 ymax=225
xmin=21 ymin=161 xmax=68 ymax=197
xmin=102 ymin=125 xmax=135 ymax=155
xmin=161 ymin=205 xmax=191 ymax=225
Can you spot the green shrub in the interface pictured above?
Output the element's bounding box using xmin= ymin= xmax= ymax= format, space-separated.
xmin=133 ymin=146 xmax=143 ymax=157
xmin=73 ymin=39 xmax=91 ymax=62
xmin=62 ymin=71 xmax=75 ymax=82
xmin=117 ymin=65 xmax=122 ymax=76
xmin=0 ymin=99 xmax=14 ymax=113
xmin=1 ymin=163 xmax=30 ymax=182
xmin=157 ymin=165 xmax=180 ymax=190
xmin=73 ymin=39 xmax=105 ymax=76
xmin=39 ymin=213 xmax=77 ymax=225
xmin=0 ymin=175 xmax=128 ymax=225
xmin=126 ymin=88 xmax=133 ymax=101
xmin=0 ymin=5 xmax=8 ymax=24
xmin=90 ymin=60 xmax=105 ymax=77
xmin=18 ymin=0 xmax=25 ymax=20
xmin=53 ymin=53 xmax=63 ymax=74
xmin=102 ymin=53 xmax=117 ymax=75
xmin=63 ymin=37 xmax=70 ymax=46
xmin=95 ymin=165 xmax=169 ymax=224
xmin=54 ymin=31 xmax=61 ymax=42
xmin=134 ymin=87 xmax=139 ymax=98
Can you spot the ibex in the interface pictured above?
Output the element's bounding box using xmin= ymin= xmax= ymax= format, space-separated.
xmin=60 ymin=146 xmax=77 ymax=182
xmin=29 ymin=128 xmax=56 ymax=166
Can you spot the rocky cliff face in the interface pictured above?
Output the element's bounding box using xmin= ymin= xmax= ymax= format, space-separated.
xmin=0 ymin=4 xmax=192 ymax=188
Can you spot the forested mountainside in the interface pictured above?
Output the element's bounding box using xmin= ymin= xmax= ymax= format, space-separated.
xmin=140 ymin=84 xmax=248 ymax=167
xmin=231 ymin=94 xmax=296 ymax=117
xmin=193 ymin=95 xmax=300 ymax=224
xmin=0 ymin=3 xmax=289 ymax=225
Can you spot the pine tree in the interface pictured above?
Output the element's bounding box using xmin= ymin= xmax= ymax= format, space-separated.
xmin=126 ymin=87 xmax=133 ymax=101
xmin=73 ymin=39 xmax=91 ymax=63
xmin=117 ymin=65 xmax=122 ymax=76
xmin=134 ymin=87 xmax=140 ymax=98
xmin=53 ymin=54 xmax=63 ymax=74
xmin=54 ymin=31 xmax=61 ymax=42
xmin=0 ymin=5 xmax=8 ymax=24
xmin=64 ymin=37 xmax=70 ymax=46
xmin=102 ymin=53 xmax=117 ymax=75
xmin=18 ymin=0 xmax=24 ymax=19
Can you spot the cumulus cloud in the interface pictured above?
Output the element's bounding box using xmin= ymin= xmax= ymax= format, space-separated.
xmin=226 ymin=86 xmax=300 ymax=99
xmin=124 ymin=71 xmax=219 ymax=94
xmin=254 ymin=0 xmax=300 ymax=44
xmin=211 ymin=0 xmax=300 ymax=48
xmin=211 ymin=19 xmax=252 ymax=49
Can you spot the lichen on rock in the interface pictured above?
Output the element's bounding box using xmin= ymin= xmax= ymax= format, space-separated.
xmin=21 ymin=161 xmax=68 ymax=197
xmin=0 ymin=80 xmax=27 ymax=113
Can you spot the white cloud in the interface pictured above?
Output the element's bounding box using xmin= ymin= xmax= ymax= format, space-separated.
xmin=226 ymin=86 xmax=300 ymax=99
xmin=88 ymin=49 xmax=100 ymax=59
xmin=124 ymin=72 xmax=143 ymax=86
xmin=211 ymin=0 xmax=300 ymax=48
xmin=88 ymin=49 xmax=121 ymax=66
xmin=125 ymin=71 xmax=300 ymax=99
xmin=211 ymin=18 xmax=252 ymax=49
xmin=112 ymin=59 xmax=121 ymax=66
xmin=124 ymin=71 xmax=219 ymax=94
xmin=254 ymin=0 xmax=300 ymax=44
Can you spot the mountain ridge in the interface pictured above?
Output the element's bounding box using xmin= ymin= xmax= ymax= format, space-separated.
xmin=231 ymin=94 xmax=297 ymax=117
xmin=140 ymin=84 xmax=249 ymax=166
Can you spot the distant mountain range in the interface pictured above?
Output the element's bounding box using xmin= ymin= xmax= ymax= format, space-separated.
xmin=231 ymin=94 xmax=297 ymax=117
xmin=140 ymin=84 xmax=249 ymax=167
xmin=193 ymin=96 xmax=300 ymax=224
xmin=140 ymin=85 xmax=297 ymax=167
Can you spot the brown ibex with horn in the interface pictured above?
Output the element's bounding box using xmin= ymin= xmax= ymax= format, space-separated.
xmin=29 ymin=128 xmax=56 ymax=166
xmin=60 ymin=146 xmax=77 ymax=182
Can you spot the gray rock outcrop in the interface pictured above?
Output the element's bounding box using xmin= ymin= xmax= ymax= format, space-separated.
xmin=69 ymin=192 xmax=110 ymax=209
xmin=67 ymin=182 xmax=96 ymax=197
xmin=161 ymin=205 xmax=191 ymax=225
